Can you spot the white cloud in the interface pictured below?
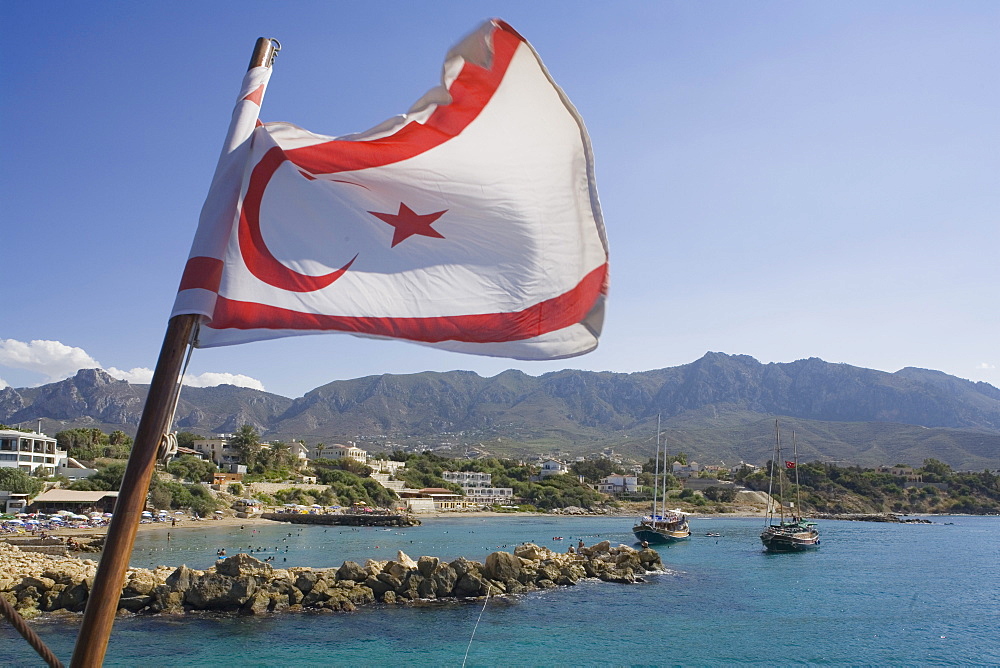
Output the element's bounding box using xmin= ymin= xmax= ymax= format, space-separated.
xmin=0 ymin=377 xmax=9 ymax=390
xmin=1 ymin=338 xmax=265 ymax=391
xmin=184 ymin=372 xmax=266 ymax=391
xmin=105 ymin=367 xmax=155 ymax=384
xmin=977 ymin=362 xmax=996 ymax=370
xmin=107 ymin=367 xmax=266 ymax=390
xmin=0 ymin=339 xmax=101 ymax=383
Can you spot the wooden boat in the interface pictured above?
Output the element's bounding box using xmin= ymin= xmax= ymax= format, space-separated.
xmin=760 ymin=421 xmax=819 ymax=552
xmin=633 ymin=415 xmax=690 ymax=544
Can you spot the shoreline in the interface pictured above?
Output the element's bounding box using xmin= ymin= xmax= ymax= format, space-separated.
xmin=26 ymin=506 xmax=975 ymax=542
xmin=32 ymin=507 xmax=774 ymax=539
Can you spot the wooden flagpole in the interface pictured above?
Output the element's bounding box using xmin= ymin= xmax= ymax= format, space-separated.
xmin=70 ymin=38 xmax=278 ymax=668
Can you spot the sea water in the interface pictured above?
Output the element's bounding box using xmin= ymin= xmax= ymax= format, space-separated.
xmin=4 ymin=515 xmax=999 ymax=666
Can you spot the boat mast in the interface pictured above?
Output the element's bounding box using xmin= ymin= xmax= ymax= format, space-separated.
xmin=765 ymin=419 xmax=777 ymax=523
xmin=652 ymin=414 xmax=660 ymax=519
xmin=793 ymin=430 xmax=802 ymax=520
xmin=661 ymin=428 xmax=669 ymax=520
xmin=776 ymin=421 xmax=785 ymax=523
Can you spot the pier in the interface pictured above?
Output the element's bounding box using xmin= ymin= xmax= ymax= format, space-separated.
xmin=260 ymin=512 xmax=420 ymax=527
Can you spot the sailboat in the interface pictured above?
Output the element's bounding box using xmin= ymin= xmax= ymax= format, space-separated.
xmin=633 ymin=416 xmax=691 ymax=544
xmin=760 ymin=421 xmax=820 ymax=552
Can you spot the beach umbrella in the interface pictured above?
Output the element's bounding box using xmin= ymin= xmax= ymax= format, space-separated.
xmin=103 ymin=513 xmax=113 ymax=517
xmin=49 ymin=517 xmax=65 ymax=522
xmin=25 ymin=519 xmax=40 ymax=524
xmin=15 ymin=513 xmax=29 ymax=517
xmin=214 ymin=510 xmax=224 ymax=514
xmin=174 ymin=511 xmax=184 ymax=515
xmin=71 ymin=514 xmax=90 ymax=520
xmin=5 ymin=519 xmax=24 ymax=525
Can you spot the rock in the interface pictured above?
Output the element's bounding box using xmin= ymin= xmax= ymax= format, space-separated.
xmin=243 ymin=591 xmax=271 ymax=615
xmin=514 ymin=543 xmax=554 ymax=561
xmin=431 ymin=563 xmax=458 ymax=597
xmin=336 ymin=561 xmax=368 ymax=583
xmin=293 ymin=570 xmax=318 ymax=594
xmin=484 ymin=552 xmax=521 ymax=582
xmin=416 ymin=555 xmax=439 ymax=578
xmin=123 ymin=569 xmax=158 ymax=597
xmin=216 ymin=553 xmax=274 ymax=578
xmin=453 ymin=572 xmax=485 ymax=597
xmin=165 ymin=565 xmax=197 ymax=593
xmin=395 ymin=551 xmax=418 ymax=569
xmin=364 ymin=575 xmax=393 ymax=597
xmin=364 ymin=559 xmax=387 ymax=577
xmin=384 ymin=560 xmax=409 ymax=580
xmin=118 ymin=594 xmax=154 ymax=612
xmin=185 ymin=573 xmax=256 ymax=610
xmin=417 ymin=575 xmax=437 ymax=599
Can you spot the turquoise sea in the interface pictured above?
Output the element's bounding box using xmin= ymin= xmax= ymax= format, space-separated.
xmin=4 ymin=515 xmax=999 ymax=666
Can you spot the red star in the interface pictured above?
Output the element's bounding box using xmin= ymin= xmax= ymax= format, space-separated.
xmin=368 ymin=203 xmax=447 ymax=248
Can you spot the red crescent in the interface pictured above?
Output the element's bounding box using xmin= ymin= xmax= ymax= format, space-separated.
xmin=236 ymin=23 xmax=522 ymax=294
xmin=238 ymin=146 xmax=358 ymax=292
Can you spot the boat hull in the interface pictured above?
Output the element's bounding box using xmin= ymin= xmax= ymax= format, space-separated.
xmin=633 ymin=523 xmax=691 ymax=544
xmin=760 ymin=525 xmax=820 ymax=552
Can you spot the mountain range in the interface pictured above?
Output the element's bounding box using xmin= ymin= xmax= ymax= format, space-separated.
xmin=3 ymin=353 xmax=999 ymax=470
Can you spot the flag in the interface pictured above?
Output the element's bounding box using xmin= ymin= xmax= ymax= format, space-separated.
xmin=785 ymin=461 xmax=796 ymax=469
xmin=172 ymin=19 xmax=608 ymax=360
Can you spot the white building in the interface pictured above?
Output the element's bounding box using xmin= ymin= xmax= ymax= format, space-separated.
xmin=597 ymin=474 xmax=639 ymax=495
xmin=672 ymin=461 xmax=701 ymax=479
xmin=0 ymin=428 xmax=66 ymax=476
xmin=442 ymin=471 xmax=514 ymax=505
xmin=310 ymin=442 xmax=368 ymax=464
xmin=0 ymin=491 xmax=29 ymax=514
xmin=539 ymin=460 xmax=569 ymax=478
xmin=370 ymin=459 xmax=406 ymax=475
xmin=191 ymin=438 xmax=242 ymax=467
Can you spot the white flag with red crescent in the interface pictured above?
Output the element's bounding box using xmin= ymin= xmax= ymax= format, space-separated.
xmin=172 ymin=19 xmax=608 ymax=360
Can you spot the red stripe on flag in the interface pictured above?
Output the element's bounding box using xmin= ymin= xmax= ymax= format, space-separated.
xmin=178 ymin=256 xmax=225 ymax=292
xmin=208 ymin=263 xmax=607 ymax=343
xmin=785 ymin=461 xmax=796 ymax=469
xmin=283 ymin=23 xmax=522 ymax=175
xmin=242 ymin=84 xmax=265 ymax=107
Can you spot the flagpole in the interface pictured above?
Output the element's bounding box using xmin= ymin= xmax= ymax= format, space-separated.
xmin=69 ymin=38 xmax=278 ymax=668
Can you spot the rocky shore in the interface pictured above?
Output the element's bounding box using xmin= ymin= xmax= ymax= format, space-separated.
xmin=809 ymin=513 xmax=932 ymax=523
xmin=0 ymin=540 xmax=663 ymax=618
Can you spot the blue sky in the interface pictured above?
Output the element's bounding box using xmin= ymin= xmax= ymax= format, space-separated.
xmin=2 ymin=1 xmax=997 ymax=399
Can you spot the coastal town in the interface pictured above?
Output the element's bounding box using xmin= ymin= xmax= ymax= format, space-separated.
xmin=4 ymin=422 xmax=997 ymax=544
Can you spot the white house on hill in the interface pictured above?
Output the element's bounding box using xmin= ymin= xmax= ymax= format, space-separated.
xmin=0 ymin=428 xmax=66 ymax=476
xmin=310 ymin=443 xmax=367 ymax=464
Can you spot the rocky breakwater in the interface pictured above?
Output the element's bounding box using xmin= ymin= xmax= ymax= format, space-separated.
xmin=1 ymin=540 xmax=663 ymax=618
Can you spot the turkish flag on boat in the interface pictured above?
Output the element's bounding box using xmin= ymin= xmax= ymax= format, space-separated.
xmin=172 ymin=19 xmax=608 ymax=360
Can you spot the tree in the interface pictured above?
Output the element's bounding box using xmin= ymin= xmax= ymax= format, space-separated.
xmin=167 ymin=455 xmax=217 ymax=483
xmin=69 ymin=462 xmax=128 ymax=491
xmin=175 ymin=432 xmax=202 ymax=448
xmin=108 ymin=430 xmax=132 ymax=447
xmin=920 ymin=458 xmax=952 ymax=482
xmin=0 ymin=468 xmax=44 ymax=496
xmin=230 ymin=424 xmax=262 ymax=470
xmin=570 ymin=459 xmax=620 ymax=482
xmin=703 ymin=486 xmax=737 ymax=502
